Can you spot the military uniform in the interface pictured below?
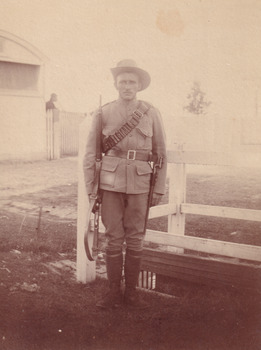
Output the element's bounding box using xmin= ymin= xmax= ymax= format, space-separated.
xmin=84 ymin=98 xmax=167 ymax=248
xmin=83 ymin=60 xmax=167 ymax=309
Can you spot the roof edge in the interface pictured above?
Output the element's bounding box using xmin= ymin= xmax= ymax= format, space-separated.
xmin=0 ymin=29 xmax=48 ymax=63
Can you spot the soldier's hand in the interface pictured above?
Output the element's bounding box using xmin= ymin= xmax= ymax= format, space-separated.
xmin=151 ymin=193 xmax=163 ymax=207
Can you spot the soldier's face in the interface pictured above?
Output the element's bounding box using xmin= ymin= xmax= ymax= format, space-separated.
xmin=115 ymin=72 xmax=141 ymax=101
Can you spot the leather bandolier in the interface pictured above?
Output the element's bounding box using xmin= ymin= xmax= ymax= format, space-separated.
xmin=102 ymin=101 xmax=151 ymax=152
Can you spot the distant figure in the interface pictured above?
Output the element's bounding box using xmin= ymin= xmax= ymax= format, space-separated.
xmin=46 ymin=93 xmax=58 ymax=111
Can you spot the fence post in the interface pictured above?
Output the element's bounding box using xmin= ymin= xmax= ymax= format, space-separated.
xmin=46 ymin=110 xmax=53 ymax=160
xmin=53 ymin=109 xmax=61 ymax=159
xmin=76 ymin=117 xmax=96 ymax=283
xmin=168 ymin=158 xmax=186 ymax=253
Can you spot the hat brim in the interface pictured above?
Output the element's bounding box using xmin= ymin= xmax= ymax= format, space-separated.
xmin=111 ymin=66 xmax=151 ymax=91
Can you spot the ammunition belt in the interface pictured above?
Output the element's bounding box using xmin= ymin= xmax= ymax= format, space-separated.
xmin=102 ymin=102 xmax=150 ymax=153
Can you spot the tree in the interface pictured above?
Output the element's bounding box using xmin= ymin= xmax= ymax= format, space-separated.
xmin=183 ymin=81 xmax=211 ymax=115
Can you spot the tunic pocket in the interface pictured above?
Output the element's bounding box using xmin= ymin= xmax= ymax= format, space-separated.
xmin=100 ymin=156 xmax=120 ymax=187
xmin=135 ymin=163 xmax=153 ymax=191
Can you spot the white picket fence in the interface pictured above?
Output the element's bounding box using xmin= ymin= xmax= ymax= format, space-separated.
xmin=60 ymin=112 xmax=86 ymax=156
xmin=76 ymin=126 xmax=261 ymax=283
xmin=46 ymin=110 xmax=86 ymax=159
xmin=46 ymin=109 xmax=60 ymax=160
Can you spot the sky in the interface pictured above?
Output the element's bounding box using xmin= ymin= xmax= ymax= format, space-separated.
xmin=1 ymin=0 xmax=261 ymax=120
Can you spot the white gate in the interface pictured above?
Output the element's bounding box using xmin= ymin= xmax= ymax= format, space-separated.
xmin=46 ymin=110 xmax=86 ymax=159
xmin=60 ymin=111 xmax=86 ymax=156
xmin=46 ymin=109 xmax=60 ymax=160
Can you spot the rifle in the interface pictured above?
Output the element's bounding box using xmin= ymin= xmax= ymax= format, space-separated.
xmin=84 ymin=96 xmax=103 ymax=261
xmin=84 ymin=193 xmax=102 ymax=261
xmin=143 ymin=155 xmax=163 ymax=234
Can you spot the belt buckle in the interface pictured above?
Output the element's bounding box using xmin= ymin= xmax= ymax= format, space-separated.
xmin=127 ymin=150 xmax=136 ymax=160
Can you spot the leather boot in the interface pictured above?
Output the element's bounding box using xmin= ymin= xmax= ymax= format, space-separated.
xmin=124 ymin=249 xmax=149 ymax=309
xmin=96 ymin=250 xmax=123 ymax=308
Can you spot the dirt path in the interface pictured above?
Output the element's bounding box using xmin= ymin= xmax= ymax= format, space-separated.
xmin=0 ymin=157 xmax=78 ymax=199
xmin=0 ymin=157 xmax=79 ymax=221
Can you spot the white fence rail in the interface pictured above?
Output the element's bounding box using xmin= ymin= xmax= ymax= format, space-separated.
xmin=145 ymin=231 xmax=261 ymax=262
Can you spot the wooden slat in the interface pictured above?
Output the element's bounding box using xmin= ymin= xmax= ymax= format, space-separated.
xmin=143 ymin=263 xmax=258 ymax=289
xmin=142 ymin=249 xmax=261 ymax=280
xmin=145 ymin=230 xmax=261 ymax=262
xmin=181 ymin=203 xmax=261 ymax=222
xmin=141 ymin=248 xmax=261 ymax=290
xmin=148 ymin=203 xmax=177 ymax=219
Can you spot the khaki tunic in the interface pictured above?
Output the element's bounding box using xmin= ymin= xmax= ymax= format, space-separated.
xmin=83 ymin=98 xmax=167 ymax=196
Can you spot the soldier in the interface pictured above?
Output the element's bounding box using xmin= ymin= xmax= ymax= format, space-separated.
xmin=83 ymin=59 xmax=167 ymax=309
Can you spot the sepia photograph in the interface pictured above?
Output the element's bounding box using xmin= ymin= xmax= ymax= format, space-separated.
xmin=0 ymin=1 xmax=261 ymax=349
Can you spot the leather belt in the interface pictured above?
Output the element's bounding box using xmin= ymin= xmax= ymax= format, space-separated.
xmin=105 ymin=149 xmax=151 ymax=161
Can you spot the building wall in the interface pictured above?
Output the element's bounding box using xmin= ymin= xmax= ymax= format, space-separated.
xmin=0 ymin=95 xmax=46 ymax=161
xmin=0 ymin=30 xmax=46 ymax=162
